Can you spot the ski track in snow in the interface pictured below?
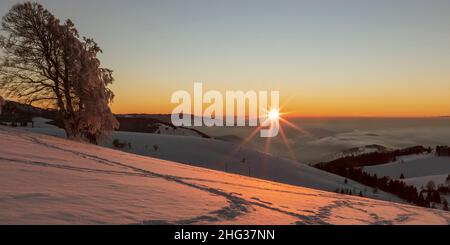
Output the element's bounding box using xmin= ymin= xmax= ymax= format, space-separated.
xmin=1 ymin=128 xmax=450 ymax=225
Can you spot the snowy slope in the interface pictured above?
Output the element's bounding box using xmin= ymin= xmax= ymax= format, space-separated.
xmin=24 ymin=118 xmax=402 ymax=203
xmin=364 ymin=154 xmax=450 ymax=208
xmin=402 ymin=175 xmax=449 ymax=190
xmin=364 ymin=153 xmax=450 ymax=189
xmin=1 ymin=126 xmax=449 ymax=225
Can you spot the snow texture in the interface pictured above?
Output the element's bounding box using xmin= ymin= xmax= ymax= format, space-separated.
xmin=1 ymin=126 xmax=449 ymax=224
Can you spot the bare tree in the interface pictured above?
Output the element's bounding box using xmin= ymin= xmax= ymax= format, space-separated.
xmin=0 ymin=2 xmax=118 ymax=142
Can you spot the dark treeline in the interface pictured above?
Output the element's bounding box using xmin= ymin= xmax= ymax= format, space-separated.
xmin=316 ymin=166 xmax=441 ymax=208
xmin=436 ymin=146 xmax=450 ymax=156
xmin=315 ymin=145 xmax=450 ymax=210
xmin=437 ymin=186 xmax=450 ymax=195
xmin=316 ymin=146 xmax=431 ymax=171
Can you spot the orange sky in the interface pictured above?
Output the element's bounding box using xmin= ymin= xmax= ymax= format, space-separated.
xmin=3 ymin=1 xmax=450 ymax=117
xmin=109 ymin=74 xmax=450 ymax=117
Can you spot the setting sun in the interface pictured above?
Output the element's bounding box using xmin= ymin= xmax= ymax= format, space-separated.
xmin=268 ymin=109 xmax=280 ymax=121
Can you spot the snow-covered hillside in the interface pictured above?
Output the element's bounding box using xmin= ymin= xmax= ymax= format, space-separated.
xmin=364 ymin=153 xmax=450 ymax=189
xmin=24 ymin=118 xmax=401 ymax=203
xmin=1 ymin=126 xmax=449 ymax=224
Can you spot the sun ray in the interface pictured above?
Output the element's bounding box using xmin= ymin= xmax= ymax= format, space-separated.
xmin=224 ymin=105 xmax=316 ymax=164
xmin=263 ymin=122 xmax=274 ymax=155
xmin=279 ymin=117 xmax=315 ymax=139
xmin=279 ymin=123 xmax=298 ymax=161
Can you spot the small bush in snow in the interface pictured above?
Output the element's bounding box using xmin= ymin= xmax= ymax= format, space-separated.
xmin=112 ymin=139 xmax=126 ymax=149
xmin=443 ymin=199 xmax=449 ymax=211
xmin=426 ymin=181 xmax=436 ymax=192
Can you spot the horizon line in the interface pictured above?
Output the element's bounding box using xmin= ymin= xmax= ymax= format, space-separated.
xmin=114 ymin=112 xmax=450 ymax=119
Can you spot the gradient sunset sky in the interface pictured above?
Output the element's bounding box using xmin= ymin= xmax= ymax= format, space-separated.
xmin=1 ymin=0 xmax=450 ymax=117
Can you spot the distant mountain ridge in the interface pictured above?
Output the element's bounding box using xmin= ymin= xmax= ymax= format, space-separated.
xmin=115 ymin=116 xmax=210 ymax=138
xmin=0 ymin=100 xmax=210 ymax=138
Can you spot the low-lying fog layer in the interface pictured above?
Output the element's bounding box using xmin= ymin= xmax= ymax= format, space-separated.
xmin=196 ymin=118 xmax=450 ymax=164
